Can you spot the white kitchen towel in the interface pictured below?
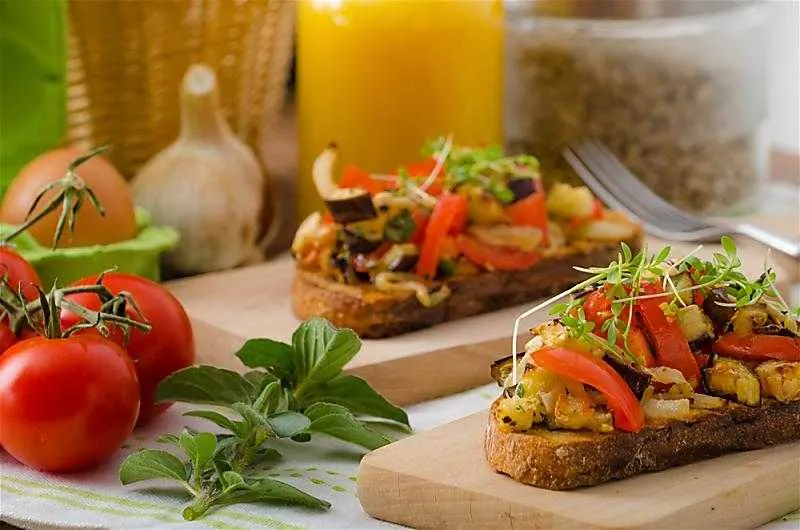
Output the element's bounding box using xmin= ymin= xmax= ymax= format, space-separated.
xmin=1 ymin=385 xmax=797 ymax=530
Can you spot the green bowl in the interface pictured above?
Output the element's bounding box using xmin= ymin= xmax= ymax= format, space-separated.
xmin=0 ymin=208 xmax=179 ymax=286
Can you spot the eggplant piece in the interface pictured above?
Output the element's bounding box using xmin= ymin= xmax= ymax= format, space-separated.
xmin=603 ymin=355 xmax=652 ymax=399
xmin=703 ymin=287 xmax=736 ymax=328
xmin=703 ymin=356 xmax=760 ymax=406
xmin=507 ymin=177 xmax=539 ymax=203
xmin=491 ymin=354 xmax=526 ymax=386
xmin=341 ymin=229 xmax=382 ymax=254
xmin=676 ymin=304 xmax=715 ymax=343
xmin=382 ymin=244 xmax=419 ymax=272
xmin=752 ymin=323 xmax=795 ymax=336
xmin=325 ymin=188 xmax=377 ymax=225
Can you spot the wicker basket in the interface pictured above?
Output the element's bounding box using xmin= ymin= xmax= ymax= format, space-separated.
xmin=65 ymin=0 xmax=295 ymax=179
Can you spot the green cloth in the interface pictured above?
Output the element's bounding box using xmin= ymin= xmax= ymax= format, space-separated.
xmin=0 ymin=0 xmax=68 ymax=198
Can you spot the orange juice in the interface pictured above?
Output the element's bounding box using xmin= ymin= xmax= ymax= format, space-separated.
xmin=297 ymin=0 xmax=504 ymax=219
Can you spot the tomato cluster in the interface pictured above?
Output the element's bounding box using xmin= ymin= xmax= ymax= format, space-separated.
xmin=0 ymin=248 xmax=195 ymax=472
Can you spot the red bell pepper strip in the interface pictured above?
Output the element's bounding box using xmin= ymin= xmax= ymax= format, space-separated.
xmin=534 ymin=347 xmax=645 ymax=433
xmin=713 ymin=334 xmax=800 ymax=362
xmin=339 ymin=164 xmax=387 ymax=195
xmin=505 ymin=191 xmax=549 ymax=246
xmin=456 ymin=235 xmax=541 ymax=271
xmin=409 ymin=210 xmax=430 ymax=244
xmin=583 ymin=289 xmax=655 ymax=366
xmin=416 ymin=193 xmax=468 ymax=279
xmin=635 ymin=284 xmax=700 ymax=387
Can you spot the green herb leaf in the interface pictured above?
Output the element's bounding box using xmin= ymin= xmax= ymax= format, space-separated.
xmin=220 ymin=471 xmax=246 ymax=490
xmin=305 ymin=402 xmax=392 ymax=450
xmin=216 ymin=478 xmax=330 ymax=511
xmin=183 ymin=410 xmax=241 ymax=435
xmin=266 ymin=411 xmax=311 ymax=438
xmin=156 ymin=366 xmax=256 ymax=407
xmin=178 ymin=430 xmax=217 ymax=475
xmin=302 ymin=374 xmax=409 ymax=429
xmin=236 ymin=339 xmax=295 ymax=381
xmin=383 ymin=209 xmax=416 ymax=242
xmin=291 ymin=319 xmax=360 ymax=397
xmin=119 ymin=450 xmax=188 ymax=485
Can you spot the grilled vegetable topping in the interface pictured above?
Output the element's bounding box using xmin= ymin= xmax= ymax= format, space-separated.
xmin=342 ymin=228 xmax=382 ymax=254
xmin=383 ymin=210 xmax=416 ymax=242
xmin=755 ymin=361 xmax=800 ymax=402
xmin=325 ymin=188 xmax=377 ymax=225
xmin=675 ymin=304 xmax=715 ymax=344
xmin=703 ymin=287 xmax=736 ymax=328
xmin=381 ymin=244 xmax=419 ymax=272
xmin=507 ymin=177 xmax=538 ymax=203
xmin=703 ymin=357 xmax=761 ymax=406
xmin=603 ymin=355 xmax=652 ymax=399
xmin=713 ymin=334 xmax=800 ymax=362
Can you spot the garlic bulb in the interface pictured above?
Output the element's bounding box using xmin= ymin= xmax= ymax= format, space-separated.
xmin=132 ymin=64 xmax=264 ymax=274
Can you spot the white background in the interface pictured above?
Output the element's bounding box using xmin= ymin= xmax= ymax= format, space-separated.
xmin=768 ymin=0 xmax=799 ymax=153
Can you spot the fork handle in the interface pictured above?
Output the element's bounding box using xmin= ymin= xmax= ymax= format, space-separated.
xmin=733 ymin=223 xmax=800 ymax=260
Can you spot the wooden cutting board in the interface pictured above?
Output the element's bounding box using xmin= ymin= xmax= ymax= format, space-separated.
xmin=167 ymin=220 xmax=798 ymax=407
xmin=357 ymin=412 xmax=800 ymax=529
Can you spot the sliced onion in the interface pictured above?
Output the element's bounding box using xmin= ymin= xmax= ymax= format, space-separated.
xmin=292 ymin=212 xmax=322 ymax=254
xmin=643 ymin=398 xmax=691 ymax=420
xmin=312 ymin=145 xmax=338 ymax=199
xmin=690 ymin=393 xmax=727 ymax=410
xmin=374 ymin=272 xmax=450 ymax=308
xmin=646 ymin=366 xmax=693 ymax=398
xmin=646 ymin=366 xmax=690 ymax=385
xmin=469 ymin=225 xmax=543 ymax=252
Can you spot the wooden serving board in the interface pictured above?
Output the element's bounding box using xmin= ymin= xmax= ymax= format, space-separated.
xmin=358 ymin=412 xmax=800 ymax=529
xmin=167 ymin=219 xmax=798 ymax=408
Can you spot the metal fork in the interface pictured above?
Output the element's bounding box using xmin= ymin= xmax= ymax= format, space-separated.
xmin=564 ymin=140 xmax=800 ymax=260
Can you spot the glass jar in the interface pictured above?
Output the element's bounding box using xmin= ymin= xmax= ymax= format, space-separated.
xmin=505 ymin=0 xmax=770 ymax=215
xmin=297 ymin=0 xmax=504 ymax=220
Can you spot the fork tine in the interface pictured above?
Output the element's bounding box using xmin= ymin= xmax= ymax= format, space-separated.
xmin=578 ymin=141 xmax=709 ymax=231
xmin=565 ymin=145 xmax=681 ymax=229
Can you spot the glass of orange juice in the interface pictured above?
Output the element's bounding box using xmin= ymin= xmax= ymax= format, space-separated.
xmin=297 ymin=0 xmax=504 ymax=219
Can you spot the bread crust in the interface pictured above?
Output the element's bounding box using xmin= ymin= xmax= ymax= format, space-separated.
xmin=485 ymin=398 xmax=800 ymax=490
xmin=292 ymin=237 xmax=641 ymax=338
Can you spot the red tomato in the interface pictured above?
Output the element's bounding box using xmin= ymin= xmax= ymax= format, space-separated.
xmin=582 ymin=289 xmax=654 ymax=366
xmin=0 ymin=246 xmax=41 ymax=301
xmin=339 ymin=164 xmax=386 ymax=195
xmin=62 ymin=273 xmax=195 ymax=425
xmin=416 ymin=193 xmax=468 ymax=278
xmin=534 ymin=346 xmax=645 ymax=433
xmin=505 ymin=192 xmax=549 ymax=246
xmin=0 ymin=322 xmax=18 ymax=354
xmin=713 ymin=334 xmax=800 ymax=362
xmin=636 ymin=284 xmax=700 ymax=388
xmin=456 ymin=235 xmax=541 ymax=271
xmin=0 ymin=335 xmax=139 ymax=472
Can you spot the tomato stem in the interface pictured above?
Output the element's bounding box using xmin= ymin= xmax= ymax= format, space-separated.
xmin=1 ymin=146 xmax=109 ymax=249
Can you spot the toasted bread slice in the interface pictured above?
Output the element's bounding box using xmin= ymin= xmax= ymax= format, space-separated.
xmin=485 ymin=397 xmax=800 ymax=490
xmin=292 ymin=236 xmax=642 ymax=338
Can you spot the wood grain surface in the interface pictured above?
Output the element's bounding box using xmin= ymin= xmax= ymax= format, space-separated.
xmin=358 ymin=412 xmax=800 ymax=530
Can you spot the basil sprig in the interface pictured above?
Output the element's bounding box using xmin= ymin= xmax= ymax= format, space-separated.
xmin=120 ymin=318 xmax=409 ymax=520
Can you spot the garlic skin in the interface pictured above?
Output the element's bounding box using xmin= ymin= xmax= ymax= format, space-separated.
xmin=132 ymin=64 xmax=263 ymax=274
